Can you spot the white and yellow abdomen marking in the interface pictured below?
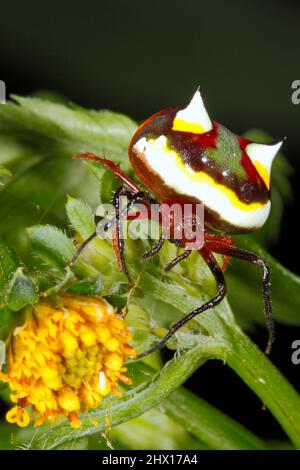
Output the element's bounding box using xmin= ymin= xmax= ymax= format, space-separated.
xmin=133 ymin=136 xmax=271 ymax=231
xmin=172 ymin=88 xmax=213 ymax=134
xmin=246 ymin=141 xmax=283 ymax=190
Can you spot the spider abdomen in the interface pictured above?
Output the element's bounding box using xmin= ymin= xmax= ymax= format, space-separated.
xmin=128 ymin=90 xmax=282 ymax=234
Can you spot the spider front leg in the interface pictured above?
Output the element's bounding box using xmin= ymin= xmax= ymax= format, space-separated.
xmin=74 ymin=152 xmax=141 ymax=193
xmin=70 ymin=153 xmax=154 ymax=279
xmin=67 ymin=186 xmax=156 ymax=283
xmin=137 ymin=246 xmax=226 ymax=359
xmin=112 ymin=186 xmax=157 ymax=283
xmin=206 ymin=240 xmax=274 ymax=355
xmin=73 ymin=153 xmax=163 ymax=274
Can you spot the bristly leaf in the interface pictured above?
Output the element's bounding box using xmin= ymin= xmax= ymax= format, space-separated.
xmin=27 ymin=224 xmax=99 ymax=280
xmin=0 ymin=244 xmax=33 ymax=339
xmin=5 ymin=268 xmax=38 ymax=312
xmin=0 ymin=96 xmax=137 ymax=258
xmin=66 ymin=196 xmax=95 ymax=239
xmin=27 ymin=225 xmax=75 ymax=268
xmin=0 ymin=96 xmax=136 ymax=166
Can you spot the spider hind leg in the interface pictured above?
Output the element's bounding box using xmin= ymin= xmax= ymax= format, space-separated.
xmin=137 ymin=246 xmax=226 ymax=359
xmin=206 ymin=240 xmax=274 ymax=355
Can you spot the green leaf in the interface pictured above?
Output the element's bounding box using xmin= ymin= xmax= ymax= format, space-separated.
xmin=0 ymin=96 xmax=137 ymax=259
xmin=27 ymin=224 xmax=98 ymax=282
xmin=130 ymin=270 xmax=300 ymax=448
xmin=67 ymin=276 xmax=103 ymax=296
xmin=0 ymin=95 xmax=136 ymax=167
xmin=5 ymin=267 xmax=38 ymax=311
xmin=0 ymin=243 xmax=20 ymax=295
xmin=27 ymin=225 xmax=75 ymax=268
xmin=0 ymin=306 xmax=23 ymax=342
xmin=0 ymin=244 xmax=30 ymax=339
xmin=66 ymin=196 xmax=95 ymax=240
xmin=65 ymin=197 xmax=118 ymax=270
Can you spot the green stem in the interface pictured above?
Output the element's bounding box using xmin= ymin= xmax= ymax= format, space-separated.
xmin=224 ymin=325 xmax=300 ymax=448
xmin=163 ymin=388 xmax=266 ymax=450
xmin=141 ymin=272 xmax=300 ymax=447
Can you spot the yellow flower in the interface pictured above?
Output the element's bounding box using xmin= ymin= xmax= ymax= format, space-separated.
xmin=0 ymin=295 xmax=135 ymax=429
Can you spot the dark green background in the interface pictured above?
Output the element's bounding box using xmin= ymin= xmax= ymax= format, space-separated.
xmin=0 ymin=0 xmax=300 ymax=442
xmin=1 ymin=0 xmax=299 ymax=269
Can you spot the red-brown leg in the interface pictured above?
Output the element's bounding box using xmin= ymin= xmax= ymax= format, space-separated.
xmin=74 ymin=152 xmax=142 ymax=193
xmin=205 ymin=232 xmax=235 ymax=271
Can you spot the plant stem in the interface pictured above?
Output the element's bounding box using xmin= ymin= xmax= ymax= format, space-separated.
xmin=224 ymin=324 xmax=300 ymax=448
xmin=163 ymin=388 xmax=266 ymax=450
xmin=142 ymin=272 xmax=300 ymax=448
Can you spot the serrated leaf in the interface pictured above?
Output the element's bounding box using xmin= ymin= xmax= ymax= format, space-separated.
xmin=0 ymin=96 xmax=136 ymax=166
xmin=27 ymin=224 xmax=99 ymax=282
xmin=27 ymin=225 xmax=75 ymax=268
xmin=66 ymin=196 xmax=95 ymax=239
xmin=0 ymin=96 xmax=137 ymax=258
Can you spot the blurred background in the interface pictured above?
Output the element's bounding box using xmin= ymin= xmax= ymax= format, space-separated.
xmin=0 ymin=0 xmax=299 ymax=444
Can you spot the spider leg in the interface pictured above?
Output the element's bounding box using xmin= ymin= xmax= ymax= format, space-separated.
xmin=205 ymin=232 xmax=235 ymax=271
xmin=112 ymin=186 xmax=134 ymax=282
xmin=70 ymin=151 xmax=159 ymax=279
xmin=69 ymin=231 xmax=98 ymax=268
xmin=67 ymin=188 xmax=154 ymax=279
xmin=206 ymin=240 xmax=274 ymax=355
xmin=142 ymin=236 xmax=165 ymax=259
xmin=164 ymin=249 xmax=192 ymax=272
xmin=136 ymin=246 xmax=226 ymax=359
xmin=74 ymin=152 xmax=141 ymax=193
xmin=109 ymin=187 xmax=158 ymax=283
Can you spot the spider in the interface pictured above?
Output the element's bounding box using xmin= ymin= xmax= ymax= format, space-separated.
xmin=70 ymin=88 xmax=283 ymax=359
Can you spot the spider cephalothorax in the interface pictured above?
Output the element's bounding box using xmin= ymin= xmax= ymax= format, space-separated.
xmin=72 ymin=88 xmax=283 ymax=358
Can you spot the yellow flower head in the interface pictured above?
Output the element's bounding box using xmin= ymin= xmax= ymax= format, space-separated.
xmin=0 ymin=295 xmax=135 ymax=429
